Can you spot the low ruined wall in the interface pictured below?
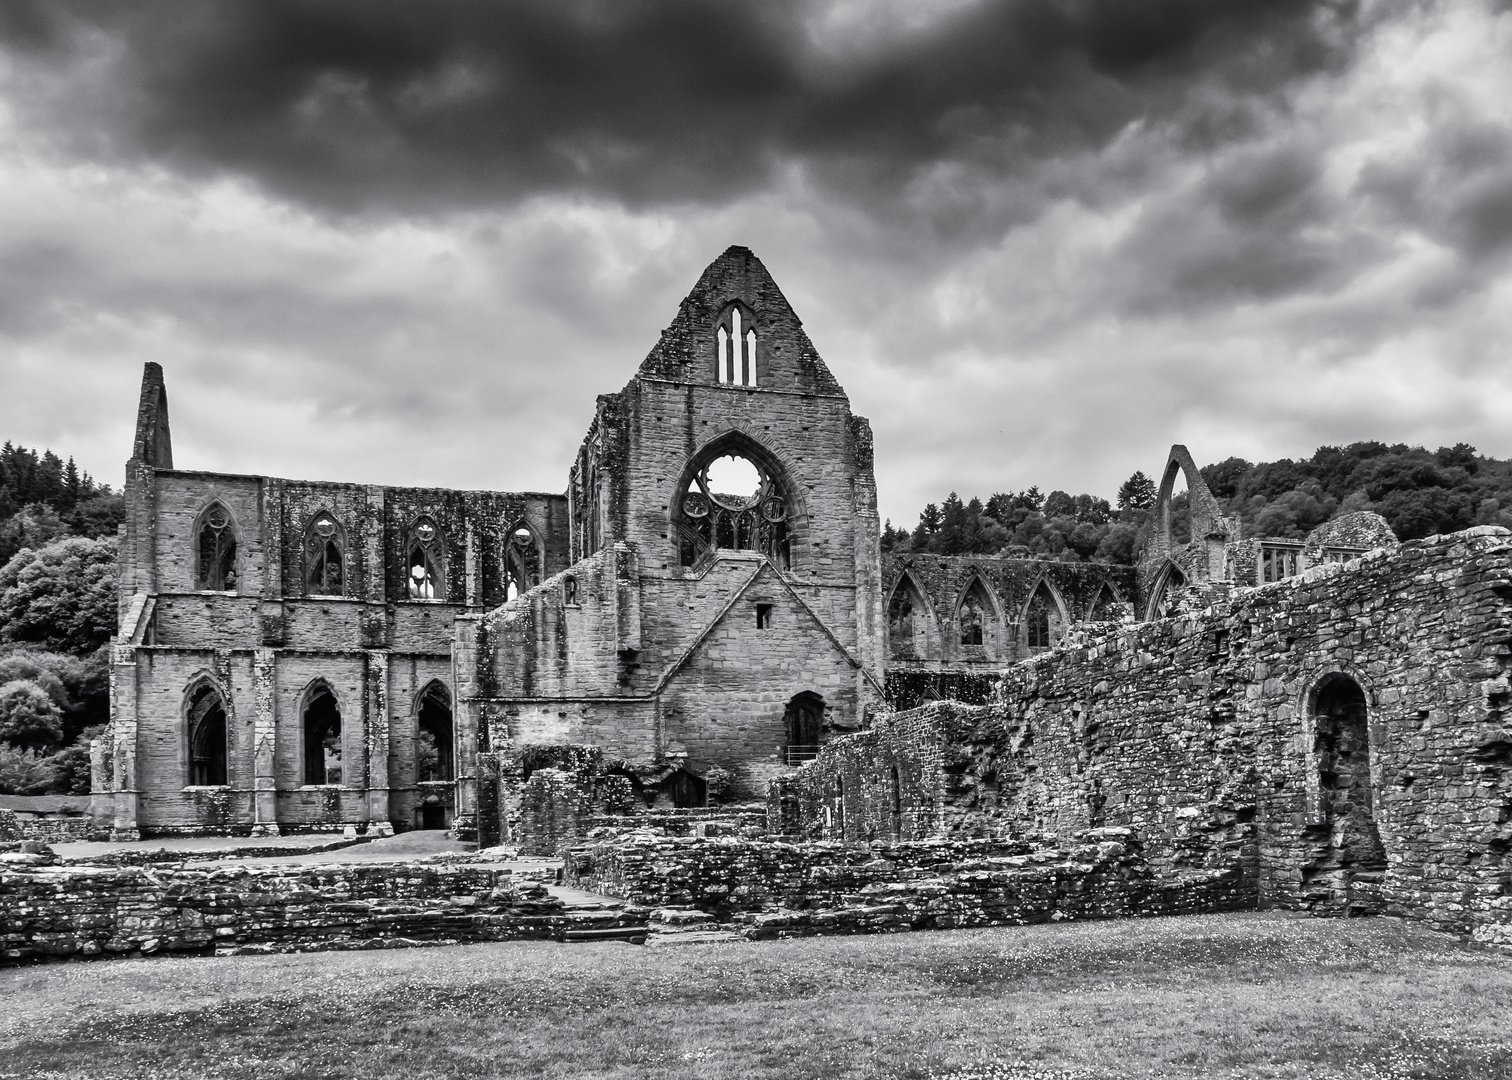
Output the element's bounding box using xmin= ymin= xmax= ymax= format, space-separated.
xmin=565 ymin=830 xmax=1249 ymax=936
xmin=0 ymin=799 xmax=105 ymax=844
xmin=0 ymin=851 xmax=568 ymax=964
xmin=798 ymin=528 xmax=1512 ymax=936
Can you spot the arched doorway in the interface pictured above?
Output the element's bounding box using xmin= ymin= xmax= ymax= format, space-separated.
xmin=1313 ymin=675 xmax=1386 ymax=878
xmin=186 ymin=683 xmax=228 ymax=786
xmin=784 ymin=692 xmax=825 ymax=765
xmin=302 ymin=685 xmax=342 ymax=786
xmin=661 ymin=768 xmax=707 ymax=809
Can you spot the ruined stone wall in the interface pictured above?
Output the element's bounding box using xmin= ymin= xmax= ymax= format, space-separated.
xmin=565 ymin=832 xmax=1249 ymax=936
xmin=1 ymin=856 xmax=565 ymax=963
xmin=797 ymin=528 xmax=1512 ymax=935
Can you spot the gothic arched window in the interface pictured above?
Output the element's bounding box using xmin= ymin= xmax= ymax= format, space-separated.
xmin=196 ymin=503 xmax=237 ymax=591
xmin=186 ymin=683 xmax=228 ymax=786
xmin=1088 ymin=583 xmax=1119 ymax=622
xmin=1026 ymin=588 xmax=1052 ymax=649
xmin=416 ymin=682 xmax=454 ymax=783
xmin=715 ymin=304 xmax=757 ymax=387
xmin=888 ymin=577 xmax=926 ymax=659
xmin=505 ymin=522 xmax=540 ymax=602
xmin=676 ymin=448 xmax=790 ymax=569
xmin=407 ymin=517 xmax=445 ymax=601
xmin=305 ymin=511 xmax=345 ymax=596
xmin=958 ymin=585 xmax=990 ymax=647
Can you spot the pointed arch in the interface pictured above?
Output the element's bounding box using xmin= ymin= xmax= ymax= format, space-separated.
xmin=1020 ymin=574 xmax=1070 ymax=651
xmin=1151 ymin=445 xmax=1225 ymax=556
xmin=673 ymin=429 xmax=801 ymax=571
xmin=504 ymin=517 xmax=543 ymax=602
xmin=954 ymin=573 xmax=1003 ymax=657
xmin=1145 ymin=561 xmax=1190 ymax=620
xmin=406 ymin=516 xmax=446 ymax=601
xmin=182 ymin=673 xmax=230 ymax=786
xmin=713 ymin=300 xmax=758 ymax=387
xmin=1086 ymin=580 xmax=1125 ymax=622
xmin=193 ymin=500 xmax=240 ymax=591
xmin=415 ymin=680 xmax=454 ymax=783
xmin=887 ymin=569 xmax=933 ymax=660
xmin=300 ymin=679 xmax=343 ymax=786
xmin=304 ymin=509 xmax=347 ymax=597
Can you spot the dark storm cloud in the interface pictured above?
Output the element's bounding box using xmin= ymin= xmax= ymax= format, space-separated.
xmin=0 ymin=0 xmax=1359 ymax=217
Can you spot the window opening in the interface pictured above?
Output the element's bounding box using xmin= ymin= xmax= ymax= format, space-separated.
xmin=1026 ymin=582 xmax=1059 ymax=649
xmin=563 ymin=575 xmax=579 ymax=606
xmin=784 ymin=691 xmax=824 ymax=765
xmin=187 ymin=684 xmax=228 ymax=786
xmin=305 ymin=512 xmax=344 ymax=596
xmin=196 ymin=504 xmax=237 ymax=591
xmin=889 ymin=580 xmax=920 ymax=659
xmin=714 ymin=305 xmax=757 ymax=386
xmin=416 ymin=683 xmax=454 ymax=783
xmin=505 ymin=523 xmax=540 ymax=602
xmin=834 ymin=775 xmax=846 ymax=836
xmin=676 ymin=448 xmax=790 ymax=569
xmin=407 ymin=518 xmax=444 ymax=600
xmin=756 ymin=603 xmax=773 ymax=629
xmin=890 ymin=764 xmax=903 ymax=839
xmin=1261 ymin=543 xmax=1302 ymax=583
xmin=1150 ymin=565 xmax=1188 ymax=619
xmin=1088 ymin=583 xmax=1118 ymax=622
xmin=959 ymin=583 xmax=991 ymax=647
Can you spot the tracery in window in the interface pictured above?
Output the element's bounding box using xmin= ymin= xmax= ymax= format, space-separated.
xmin=505 ymin=523 xmax=540 ymax=602
xmin=196 ymin=503 xmax=237 ymax=591
xmin=958 ymin=583 xmax=990 ymax=647
xmin=1025 ymin=582 xmax=1062 ymax=649
xmin=715 ymin=304 xmax=757 ymax=387
xmin=407 ymin=517 xmax=445 ymax=600
xmin=186 ymin=683 xmax=228 ymax=786
xmin=305 ymin=511 xmax=345 ymax=596
xmin=888 ymin=577 xmax=926 ymax=659
xmin=1149 ymin=564 xmax=1188 ymax=619
xmin=675 ymin=448 xmax=790 ymax=569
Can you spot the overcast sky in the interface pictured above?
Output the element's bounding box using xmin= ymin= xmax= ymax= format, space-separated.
xmin=1 ymin=0 xmax=1509 ymax=526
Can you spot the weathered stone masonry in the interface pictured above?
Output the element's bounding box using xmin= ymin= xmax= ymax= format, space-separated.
xmin=795 ymin=528 xmax=1512 ymax=937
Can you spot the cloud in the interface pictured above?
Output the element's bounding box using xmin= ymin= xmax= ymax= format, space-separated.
xmin=0 ymin=0 xmax=1357 ymax=220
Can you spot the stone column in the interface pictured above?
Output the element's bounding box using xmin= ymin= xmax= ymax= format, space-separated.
xmin=364 ymin=650 xmax=393 ymax=835
xmin=250 ymin=648 xmax=280 ymax=836
xmin=108 ymin=643 xmax=142 ymax=840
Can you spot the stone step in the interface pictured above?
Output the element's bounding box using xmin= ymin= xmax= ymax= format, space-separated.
xmin=562 ymin=925 xmax=648 ymax=944
xmin=647 ymin=927 xmax=743 ymax=946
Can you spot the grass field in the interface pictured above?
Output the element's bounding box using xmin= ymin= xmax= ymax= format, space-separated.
xmin=3 ymin=911 xmax=1511 ymax=1080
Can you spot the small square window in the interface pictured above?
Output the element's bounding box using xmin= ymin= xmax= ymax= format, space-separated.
xmin=756 ymin=603 xmax=773 ymax=629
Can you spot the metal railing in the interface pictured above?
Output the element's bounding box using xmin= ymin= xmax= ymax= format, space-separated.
xmin=783 ymin=744 xmax=820 ymax=766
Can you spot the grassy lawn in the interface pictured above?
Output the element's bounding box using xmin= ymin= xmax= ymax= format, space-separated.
xmin=3 ymin=911 xmax=1511 ymax=1080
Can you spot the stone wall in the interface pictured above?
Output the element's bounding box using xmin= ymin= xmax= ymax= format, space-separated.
xmin=565 ymin=831 xmax=1249 ymax=937
xmin=792 ymin=528 xmax=1512 ymax=937
xmin=1 ymin=850 xmax=568 ymax=964
xmin=0 ymin=798 xmax=104 ymax=843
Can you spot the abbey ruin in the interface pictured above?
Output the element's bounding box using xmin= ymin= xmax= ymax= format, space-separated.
xmin=77 ymin=247 xmax=1512 ymax=943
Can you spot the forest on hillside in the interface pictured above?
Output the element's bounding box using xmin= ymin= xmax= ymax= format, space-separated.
xmin=881 ymin=441 xmax=1512 ymax=567
xmin=0 ymin=442 xmax=122 ymax=795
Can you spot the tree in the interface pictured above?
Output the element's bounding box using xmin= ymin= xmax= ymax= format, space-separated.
xmin=1117 ymin=472 xmax=1157 ymax=511
xmin=0 ymin=679 xmax=64 ymax=751
xmin=0 ymin=503 xmax=69 ymax=566
xmin=0 ymin=536 xmax=118 ymax=654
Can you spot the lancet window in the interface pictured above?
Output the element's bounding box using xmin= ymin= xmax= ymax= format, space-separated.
xmin=407 ymin=517 xmax=445 ymax=601
xmin=305 ymin=511 xmax=345 ymax=596
xmin=416 ymin=682 xmax=454 ymax=783
xmin=196 ymin=503 xmax=237 ymax=591
xmin=675 ymin=449 xmax=790 ymax=569
xmin=505 ymin=523 xmax=541 ymax=602
xmin=1025 ymin=582 xmax=1060 ymax=649
xmin=958 ymin=583 xmax=991 ymax=647
xmin=715 ymin=304 xmax=757 ymax=387
xmin=889 ymin=578 xmax=925 ymax=659
xmin=302 ymin=685 xmax=342 ymax=786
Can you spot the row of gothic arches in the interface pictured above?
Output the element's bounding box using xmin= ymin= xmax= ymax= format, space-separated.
xmin=887 ymin=572 xmax=1124 ymax=660
xmin=186 ymin=501 xmax=545 ymax=602
xmin=181 ymin=677 xmax=455 ymax=789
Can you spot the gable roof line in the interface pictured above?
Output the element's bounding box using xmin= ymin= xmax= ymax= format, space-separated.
xmin=652 ymin=558 xmax=884 ymax=696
